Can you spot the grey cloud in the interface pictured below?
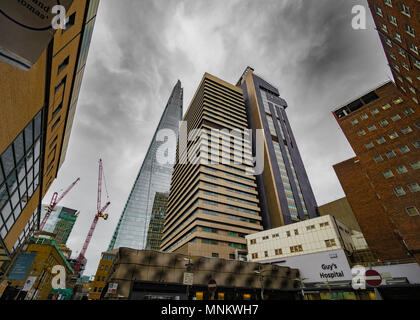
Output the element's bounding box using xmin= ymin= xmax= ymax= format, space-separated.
xmin=45 ymin=0 xmax=392 ymax=275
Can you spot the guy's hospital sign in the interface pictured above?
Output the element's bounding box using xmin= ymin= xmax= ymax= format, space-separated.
xmin=0 ymin=0 xmax=74 ymax=70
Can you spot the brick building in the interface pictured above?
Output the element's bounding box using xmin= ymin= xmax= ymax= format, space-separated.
xmin=332 ymin=81 xmax=420 ymax=264
xmin=367 ymin=0 xmax=420 ymax=105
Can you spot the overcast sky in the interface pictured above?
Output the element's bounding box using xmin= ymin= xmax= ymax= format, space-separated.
xmin=44 ymin=0 xmax=392 ymax=275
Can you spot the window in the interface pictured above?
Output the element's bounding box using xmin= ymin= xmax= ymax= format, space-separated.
xmin=376 ymin=137 xmax=386 ymax=145
xmin=394 ymin=186 xmax=406 ymax=196
xmin=294 ymin=229 xmax=299 ymax=235
xmin=391 ymin=114 xmax=401 ymax=121
xmin=404 ymin=108 xmax=415 ymax=115
xmin=410 ymin=161 xmax=420 ymax=170
xmin=393 ymin=97 xmax=403 ymax=104
xmin=361 ymin=114 xmax=369 ymax=120
xmin=325 ymin=239 xmax=337 ymax=248
xmin=264 ymin=251 xmax=269 ymax=257
xmin=358 ymin=130 xmax=366 ymax=136
xmin=368 ymin=125 xmax=377 ymax=132
xmin=272 ymin=233 xmax=279 ymax=238
xmin=383 ymin=169 xmax=394 ymax=179
xmin=401 ymin=4 xmax=410 ymax=16
xmin=374 ymin=155 xmax=384 ymax=163
xmin=365 ymin=142 xmax=374 ymax=149
xmin=389 ymin=15 xmax=397 ymax=25
xmin=406 ymin=24 xmax=415 ymax=36
xmin=306 ymin=225 xmax=315 ymax=231
xmin=384 ymin=0 xmax=392 ymax=7
xmin=290 ymin=245 xmax=303 ymax=253
xmin=413 ymin=141 xmax=420 ymax=149
xmin=262 ymin=235 xmax=269 ymax=240
xmin=286 ymin=231 xmax=291 ymax=237
xmin=395 ymin=32 xmax=402 ymax=42
xmin=351 ymin=119 xmax=359 ymax=125
xmin=63 ymin=12 xmax=76 ymax=32
xmin=379 ymin=119 xmax=389 ymax=127
xmin=376 ymin=6 xmax=383 ymax=16
xmin=399 ymin=145 xmax=410 ymax=154
xmin=212 ymin=253 xmax=219 ymax=258
xmin=320 ymin=222 xmax=329 ymax=228
xmin=54 ymin=77 xmax=66 ymax=92
xmin=371 ymin=108 xmax=379 ymax=115
xmin=52 ymin=103 xmax=63 ymax=120
xmin=406 ymin=206 xmax=419 ymax=217
xmin=409 ymin=43 xmax=419 ymax=56
xmin=251 ymin=253 xmax=258 ymax=259
xmin=407 ymin=183 xmax=420 ymax=193
xmin=401 ymin=126 xmax=413 ymax=134
xmin=398 ymin=47 xmax=406 ymax=57
xmin=386 ymin=151 xmax=396 ymax=159
xmin=381 ymin=24 xmax=388 ymax=33
xmin=275 ymin=249 xmax=283 ymax=255
xmin=250 ymin=239 xmax=256 ymax=245
xmin=58 ymin=56 xmax=69 ymax=74
xmin=396 ymin=166 xmax=408 ymax=174
xmin=388 ymin=132 xmax=399 ymax=140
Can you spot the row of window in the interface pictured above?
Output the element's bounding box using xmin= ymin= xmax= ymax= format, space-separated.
xmin=251 ymin=239 xmax=338 ymax=259
xmin=249 ymin=221 xmax=331 ymax=245
xmin=394 ymin=183 xmax=420 ymax=196
xmin=365 ymin=130 xmax=418 ymax=150
xmin=350 ymin=98 xmax=403 ymax=126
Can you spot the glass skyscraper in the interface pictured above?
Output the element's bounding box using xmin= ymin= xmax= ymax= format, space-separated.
xmin=108 ymin=81 xmax=183 ymax=250
xmin=40 ymin=204 xmax=79 ymax=245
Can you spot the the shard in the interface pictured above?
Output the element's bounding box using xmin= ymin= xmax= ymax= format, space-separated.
xmin=108 ymin=81 xmax=183 ymax=250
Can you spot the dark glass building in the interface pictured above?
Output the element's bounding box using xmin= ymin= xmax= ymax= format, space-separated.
xmin=237 ymin=67 xmax=318 ymax=227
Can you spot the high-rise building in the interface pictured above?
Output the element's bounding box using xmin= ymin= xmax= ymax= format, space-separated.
xmin=39 ymin=205 xmax=79 ymax=245
xmin=160 ymin=73 xmax=264 ymax=260
xmin=108 ymin=81 xmax=183 ymax=250
xmin=332 ymin=81 xmax=420 ymax=264
xmin=237 ymin=67 xmax=318 ymax=227
xmin=367 ymin=0 xmax=420 ymax=106
xmin=146 ymin=192 xmax=169 ymax=251
xmin=0 ymin=0 xmax=99 ymax=277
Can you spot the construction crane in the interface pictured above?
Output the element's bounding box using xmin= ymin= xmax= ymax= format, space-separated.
xmin=39 ymin=178 xmax=80 ymax=230
xmin=73 ymin=159 xmax=110 ymax=277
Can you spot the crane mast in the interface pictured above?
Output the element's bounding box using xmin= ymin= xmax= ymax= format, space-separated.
xmin=73 ymin=159 xmax=110 ymax=276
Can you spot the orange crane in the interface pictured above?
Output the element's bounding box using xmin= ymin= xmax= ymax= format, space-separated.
xmin=39 ymin=178 xmax=80 ymax=230
xmin=73 ymin=159 xmax=110 ymax=276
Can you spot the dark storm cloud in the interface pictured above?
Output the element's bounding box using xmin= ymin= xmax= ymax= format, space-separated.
xmin=45 ymin=0 xmax=392 ymax=274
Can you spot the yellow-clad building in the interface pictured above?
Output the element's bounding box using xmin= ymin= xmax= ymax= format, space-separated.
xmin=88 ymin=249 xmax=118 ymax=300
xmin=5 ymin=233 xmax=74 ymax=300
xmin=0 ymin=0 xmax=100 ymax=294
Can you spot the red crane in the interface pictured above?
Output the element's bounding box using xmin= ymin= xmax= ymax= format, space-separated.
xmin=39 ymin=178 xmax=80 ymax=230
xmin=73 ymin=159 xmax=110 ymax=276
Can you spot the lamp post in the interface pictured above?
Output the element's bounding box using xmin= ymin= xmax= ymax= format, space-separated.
xmin=184 ymin=257 xmax=193 ymax=300
xmin=254 ymin=265 xmax=268 ymax=300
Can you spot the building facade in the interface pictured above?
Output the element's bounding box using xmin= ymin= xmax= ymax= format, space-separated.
xmin=160 ymin=73 xmax=264 ymax=259
xmin=367 ymin=0 xmax=420 ymax=106
xmin=103 ymin=248 xmax=299 ymax=300
xmin=89 ymin=250 xmax=117 ymax=300
xmin=333 ymin=81 xmax=420 ymax=264
xmin=0 ymin=0 xmax=99 ymax=281
xmin=39 ymin=205 xmax=78 ymax=245
xmin=108 ymin=81 xmax=183 ymax=250
xmin=146 ymin=192 xmax=169 ymax=250
xmin=237 ymin=67 xmax=318 ymax=228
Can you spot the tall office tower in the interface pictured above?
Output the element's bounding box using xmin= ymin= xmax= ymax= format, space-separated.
xmin=332 ymin=81 xmax=420 ymax=264
xmin=108 ymin=81 xmax=183 ymax=250
xmin=367 ymin=0 xmax=420 ymax=106
xmin=145 ymin=192 xmax=169 ymax=250
xmin=236 ymin=67 xmax=318 ymax=228
xmin=161 ymin=73 xmax=264 ymax=260
xmin=0 ymin=0 xmax=99 ymax=277
xmin=40 ymin=205 xmax=79 ymax=245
